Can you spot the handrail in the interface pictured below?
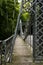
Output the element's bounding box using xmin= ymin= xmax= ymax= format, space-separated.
xmin=14 ymin=0 xmax=23 ymax=35
xmin=0 ymin=35 xmax=14 ymax=44
xmin=0 ymin=41 xmax=2 ymax=43
xmin=4 ymin=35 xmax=14 ymax=42
xmin=12 ymin=0 xmax=23 ymax=43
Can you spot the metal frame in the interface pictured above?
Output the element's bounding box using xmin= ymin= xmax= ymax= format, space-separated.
xmin=32 ymin=0 xmax=43 ymax=61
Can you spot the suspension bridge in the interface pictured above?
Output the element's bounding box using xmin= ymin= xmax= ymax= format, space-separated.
xmin=0 ymin=0 xmax=43 ymax=65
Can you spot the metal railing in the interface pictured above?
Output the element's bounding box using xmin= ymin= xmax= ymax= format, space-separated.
xmin=0 ymin=35 xmax=14 ymax=65
xmin=0 ymin=0 xmax=23 ymax=65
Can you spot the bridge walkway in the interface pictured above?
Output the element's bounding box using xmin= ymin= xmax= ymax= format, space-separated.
xmin=7 ymin=36 xmax=43 ymax=65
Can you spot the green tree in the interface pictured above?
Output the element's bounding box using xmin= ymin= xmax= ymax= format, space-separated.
xmin=0 ymin=0 xmax=20 ymax=40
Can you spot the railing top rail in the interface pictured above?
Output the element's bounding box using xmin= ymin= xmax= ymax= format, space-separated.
xmin=0 ymin=40 xmax=2 ymax=43
xmin=4 ymin=34 xmax=14 ymax=42
xmin=0 ymin=34 xmax=14 ymax=44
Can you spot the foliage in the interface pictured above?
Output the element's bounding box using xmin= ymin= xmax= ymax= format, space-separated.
xmin=21 ymin=1 xmax=31 ymax=22
xmin=0 ymin=0 xmax=20 ymax=40
xmin=21 ymin=12 xmax=30 ymax=22
xmin=0 ymin=0 xmax=31 ymax=40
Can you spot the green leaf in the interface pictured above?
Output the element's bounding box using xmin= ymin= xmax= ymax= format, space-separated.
xmin=21 ymin=12 xmax=30 ymax=22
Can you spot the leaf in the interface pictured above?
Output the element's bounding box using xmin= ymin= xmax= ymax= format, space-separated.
xmin=21 ymin=12 xmax=30 ymax=22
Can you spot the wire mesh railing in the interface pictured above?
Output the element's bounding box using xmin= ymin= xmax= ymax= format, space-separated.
xmin=30 ymin=0 xmax=43 ymax=61
xmin=0 ymin=0 xmax=23 ymax=65
xmin=0 ymin=35 xmax=13 ymax=65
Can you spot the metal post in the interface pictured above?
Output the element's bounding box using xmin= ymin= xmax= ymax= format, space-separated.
xmin=19 ymin=20 xmax=23 ymax=37
xmin=0 ymin=46 xmax=2 ymax=65
xmin=3 ymin=41 xmax=6 ymax=65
